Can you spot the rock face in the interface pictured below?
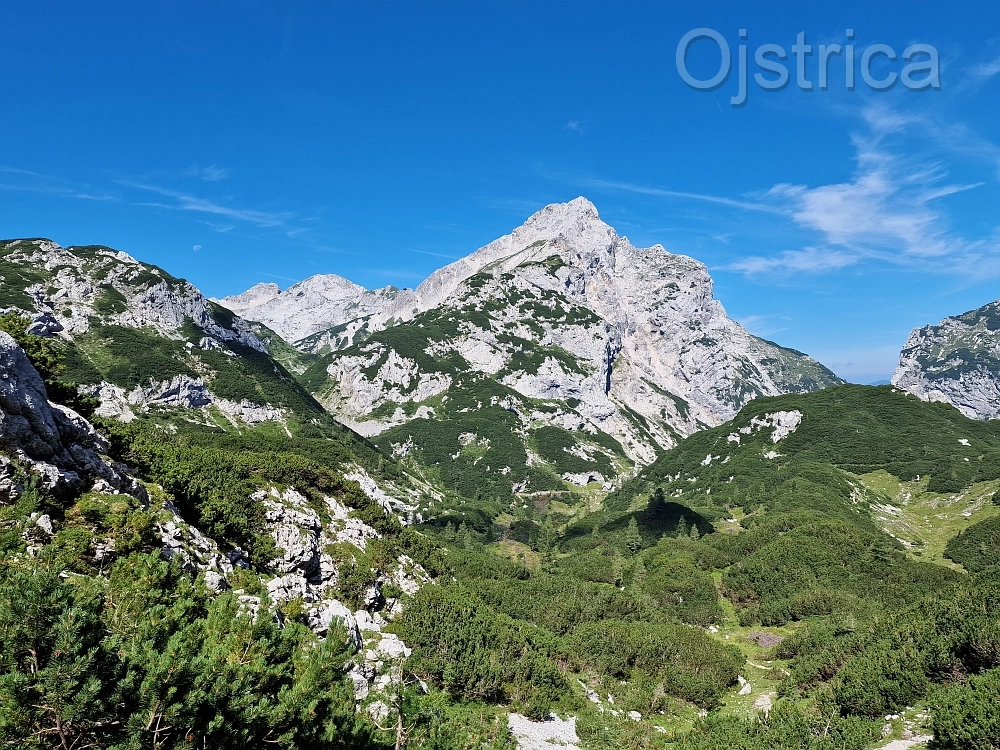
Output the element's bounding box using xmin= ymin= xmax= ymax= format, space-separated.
xmin=223 ymin=198 xmax=841 ymax=484
xmin=893 ymin=300 xmax=1000 ymax=419
xmin=0 ymin=331 xmax=139 ymax=498
xmin=507 ymin=714 xmax=581 ymax=750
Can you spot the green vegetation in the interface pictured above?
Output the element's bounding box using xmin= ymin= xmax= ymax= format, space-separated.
xmin=69 ymin=324 xmax=196 ymax=389
xmin=721 ymin=518 xmax=960 ymax=625
xmin=98 ymin=418 xmax=422 ymax=568
xmin=530 ymin=425 xmax=622 ymax=477
xmin=200 ymin=340 xmax=325 ymax=417
xmin=394 ymin=585 xmax=570 ymax=718
xmin=944 ymin=514 xmax=1000 ymax=571
xmin=930 ymin=667 xmax=1000 ymax=749
xmin=0 ymin=241 xmax=50 ymax=308
xmin=0 ymin=551 xmax=375 ymax=749
xmin=566 ymin=620 xmax=742 ymax=709
xmin=401 ymin=384 xmax=1000 ymax=746
xmin=248 ymin=321 xmax=322 ymax=375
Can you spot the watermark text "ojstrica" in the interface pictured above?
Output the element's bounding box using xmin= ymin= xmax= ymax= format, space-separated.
xmin=676 ymin=29 xmax=940 ymax=106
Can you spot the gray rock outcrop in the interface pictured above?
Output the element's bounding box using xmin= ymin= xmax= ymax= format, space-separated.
xmin=0 ymin=331 xmax=139 ymax=497
xmin=892 ymin=300 xmax=1000 ymax=419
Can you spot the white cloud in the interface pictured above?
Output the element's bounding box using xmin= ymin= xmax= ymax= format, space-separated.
xmin=970 ymin=56 xmax=1000 ymax=79
xmin=729 ymin=247 xmax=859 ymax=275
xmin=183 ymin=165 xmax=232 ymax=181
xmin=730 ymin=104 xmax=998 ymax=276
xmin=0 ymin=165 xmax=119 ymax=201
xmin=581 ymin=177 xmax=782 ymax=214
xmin=121 ymin=181 xmax=291 ymax=227
xmin=735 ymin=313 xmax=789 ymax=337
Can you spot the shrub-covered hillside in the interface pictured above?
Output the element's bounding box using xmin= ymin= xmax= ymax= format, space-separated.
xmin=390 ymin=383 xmax=1000 ymax=747
xmin=0 ymin=238 xmax=332 ymax=426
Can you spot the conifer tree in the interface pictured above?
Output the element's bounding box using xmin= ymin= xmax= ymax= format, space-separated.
xmin=675 ymin=515 xmax=689 ymax=539
xmin=611 ymin=554 xmax=626 ymax=588
xmin=630 ymin=557 xmax=648 ymax=593
xmin=624 ymin=517 xmax=643 ymax=555
xmin=649 ymin=487 xmax=667 ymax=514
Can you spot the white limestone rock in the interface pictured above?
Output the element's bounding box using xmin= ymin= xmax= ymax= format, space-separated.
xmin=218 ymin=275 xmax=414 ymax=347
xmin=263 ymin=488 xmax=323 ymax=576
xmin=507 ymin=714 xmax=581 ymax=750
xmin=0 ymin=331 xmax=143 ymax=498
xmin=307 ymin=599 xmax=362 ymax=647
xmin=893 ymin=300 xmax=1000 ymax=419
xmin=0 ymin=239 xmax=293 ymax=428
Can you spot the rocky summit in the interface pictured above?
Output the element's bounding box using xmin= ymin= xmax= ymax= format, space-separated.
xmin=224 ymin=198 xmax=841 ymax=491
xmin=893 ymin=298 xmax=1000 ymax=419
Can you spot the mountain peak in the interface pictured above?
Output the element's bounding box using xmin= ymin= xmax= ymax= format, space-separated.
xmin=220 ymin=282 xmax=282 ymax=308
xmin=893 ymin=297 xmax=1000 ymax=419
xmin=515 ymin=196 xmax=611 ymax=248
xmin=526 ymin=196 xmax=600 ymax=224
xmin=285 ymin=273 xmax=368 ymax=299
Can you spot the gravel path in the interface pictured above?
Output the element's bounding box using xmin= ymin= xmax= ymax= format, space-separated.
xmin=879 ymin=736 xmax=932 ymax=750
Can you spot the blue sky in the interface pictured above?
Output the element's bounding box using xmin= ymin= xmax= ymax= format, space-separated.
xmin=1 ymin=1 xmax=999 ymax=382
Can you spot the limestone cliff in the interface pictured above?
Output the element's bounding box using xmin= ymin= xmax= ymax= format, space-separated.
xmin=893 ymin=299 xmax=1000 ymax=420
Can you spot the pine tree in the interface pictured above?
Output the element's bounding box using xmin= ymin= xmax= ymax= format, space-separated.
xmin=649 ymin=487 xmax=667 ymax=515
xmin=528 ymin=524 xmax=540 ymax=551
xmin=611 ymin=554 xmax=626 ymax=588
xmin=675 ymin=515 xmax=689 ymax=539
xmin=625 ymin=518 xmax=643 ymax=555
xmin=537 ymin=520 xmax=556 ymax=557
xmin=689 ymin=523 xmax=701 ymax=541
xmin=630 ymin=557 xmax=648 ymax=593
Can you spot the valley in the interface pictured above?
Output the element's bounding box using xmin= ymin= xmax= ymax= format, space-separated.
xmin=0 ymin=202 xmax=998 ymax=749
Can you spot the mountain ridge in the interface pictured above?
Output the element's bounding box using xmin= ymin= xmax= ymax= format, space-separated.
xmin=221 ymin=198 xmax=843 ymax=493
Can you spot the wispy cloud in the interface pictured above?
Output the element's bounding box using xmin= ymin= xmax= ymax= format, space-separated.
xmin=405 ymin=247 xmax=463 ymax=260
xmin=183 ymin=164 xmax=232 ymax=182
xmin=0 ymin=166 xmax=119 ymax=201
xmin=729 ymin=104 xmax=1000 ymax=277
xmin=257 ymin=271 xmax=302 ymax=283
xmin=566 ymin=120 xmax=583 ymax=134
xmin=580 ymin=177 xmax=783 ymax=214
xmin=729 ymin=247 xmax=860 ymax=275
xmin=736 ymin=313 xmax=789 ymax=337
xmin=120 ymin=180 xmax=291 ymax=227
xmin=970 ymin=55 xmax=1000 ymax=79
